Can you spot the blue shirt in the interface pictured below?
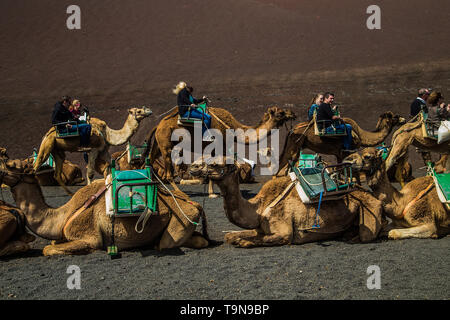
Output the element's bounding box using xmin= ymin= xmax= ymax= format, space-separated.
xmin=308 ymin=104 xmax=320 ymax=121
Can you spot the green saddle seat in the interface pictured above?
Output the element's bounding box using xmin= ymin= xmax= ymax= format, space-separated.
xmin=429 ymin=165 xmax=450 ymax=203
xmin=32 ymin=149 xmax=55 ymax=170
xmin=127 ymin=142 xmax=147 ymax=163
xmin=178 ymin=102 xmax=209 ymax=125
xmin=111 ymin=165 xmax=158 ymax=217
xmin=290 ymin=152 xmax=354 ymax=203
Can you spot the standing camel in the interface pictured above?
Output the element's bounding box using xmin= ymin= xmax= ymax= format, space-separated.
xmin=344 ymin=147 xmax=450 ymax=239
xmin=33 ymin=107 xmax=152 ymax=194
xmin=189 ymin=156 xmax=384 ymax=247
xmin=276 ymin=112 xmax=406 ymax=176
xmin=385 ymin=117 xmax=450 ymax=173
xmin=148 ymin=105 xmax=295 ymax=196
xmin=1 ymin=154 xmax=209 ymax=256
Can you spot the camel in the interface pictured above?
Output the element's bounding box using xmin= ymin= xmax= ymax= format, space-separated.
xmin=276 ymin=111 xmax=406 ymax=176
xmin=150 ymin=106 xmax=296 ymax=182
xmin=0 ymin=152 xmax=210 ymax=256
xmin=33 ymin=107 xmax=152 ymax=194
xmin=344 ymin=147 xmax=450 ymax=239
xmin=0 ymin=200 xmax=36 ymax=257
xmin=0 ymin=148 xmax=36 ymax=257
xmin=189 ymin=156 xmax=385 ymax=248
xmin=385 ymin=117 xmax=450 ymax=174
xmin=97 ymin=149 xmax=255 ymax=200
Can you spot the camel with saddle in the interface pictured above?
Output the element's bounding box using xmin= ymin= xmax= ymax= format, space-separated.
xmin=147 ymin=104 xmax=295 ymax=197
xmin=0 ymin=149 xmax=209 ymax=256
xmin=344 ymin=147 xmax=450 ymax=239
xmin=189 ymin=156 xmax=384 ymax=247
xmin=33 ymin=107 xmax=152 ymax=195
xmin=385 ymin=114 xmax=450 ymax=175
xmin=275 ymin=111 xmax=406 ymax=177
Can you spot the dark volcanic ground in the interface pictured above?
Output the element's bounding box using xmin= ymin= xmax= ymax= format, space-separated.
xmin=0 ymin=1 xmax=449 ymax=301
xmin=0 ymin=182 xmax=449 ymax=300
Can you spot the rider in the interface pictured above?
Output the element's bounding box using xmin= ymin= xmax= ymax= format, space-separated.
xmin=410 ymin=88 xmax=430 ymax=118
xmin=307 ymin=93 xmax=324 ymax=121
xmin=51 ymin=96 xmax=92 ymax=147
xmin=174 ymin=81 xmax=213 ymax=141
xmin=51 ymin=96 xmax=74 ymax=127
xmin=316 ymin=92 xmax=354 ymax=153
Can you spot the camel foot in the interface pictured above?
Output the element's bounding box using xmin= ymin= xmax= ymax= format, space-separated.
xmin=183 ymin=232 xmax=209 ymax=249
xmin=387 ymin=224 xmax=438 ymax=240
xmin=208 ymin=193 xmax=219 ymax=199
xmin=0 ymin=241 xmax=31 ymax=257
xmin=43 ymin=240 xmax=95 ymax=256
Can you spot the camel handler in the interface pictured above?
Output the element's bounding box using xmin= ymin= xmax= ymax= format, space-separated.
xmin=51 ymin=96 xmax=92 ymax=147
xmin=316 ymin=92 xmax=354 ymax=154
xmin=173 ymin=81 xmax=213 ymax=141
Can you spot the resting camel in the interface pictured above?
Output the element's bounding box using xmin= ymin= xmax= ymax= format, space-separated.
xmin=189 ymin=156 xmax=384 ymax=247
xmin=150 ymin=106 xmax=296 ymax=182
xmin=0 ymin=200 xmax=36 ymax=257
xmin=276 ymin=112 xmax=406 ymax=176
xmin=385 ymin=118 xmax=450 ymax=174
xmin=344 ymin=147 xmax=450 ymax=239
xmin=33 ymin=107 xmax=152 ymax=194
xmin=25 ymin=157 xmax=84 ymax=186
xmin=0 ymin=153 xmax=210 ymax=256
xmin=0 ymin=149 xmax=36 ymax=257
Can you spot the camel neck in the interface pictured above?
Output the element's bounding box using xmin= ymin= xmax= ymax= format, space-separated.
xmin=105 ymin=115 xmax=139 ymax=146
xmin=367 ymin=164 xmax=401 ymax=205
xmin=215 ymin=173 xmax=260 ymax=229
xmin=11 ymin=181 xmax=67 ymax=240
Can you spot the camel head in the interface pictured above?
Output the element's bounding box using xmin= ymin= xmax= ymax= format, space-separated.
xmin=262 ymin=106 xmax=296 ymax=127
xmin=374 ymin=112 xmax=406 ymax=131
xmin=0 ymin=152 xmax=36 ymax=188
xmin=189 ymin=156 xmax=237 ymax=181
xmin=128 ymin=106 xmax=153 ymax=121
xmin=343 ymin=147 xmax=384 ymax=177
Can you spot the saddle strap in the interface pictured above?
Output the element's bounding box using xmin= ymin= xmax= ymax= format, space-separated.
xmin=208 ymin=110 xmax=231 ymax=129
xmin=261 ymin=181 xmax=297 ymax=218
xmin=9 ymin=209 xmax=25 ymax=237
xmin=399 ymin=182 xmax=434 ymax=219
xmin=61 ymin=184 xmax=108 ymax=238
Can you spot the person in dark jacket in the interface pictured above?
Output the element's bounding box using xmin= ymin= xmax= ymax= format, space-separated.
xmin=410 ymin=88 xmax=430 ymax=118
xmin=173 ymin=81 xmax=213 ymax=141
xmin=51 ymin=96 xmax=91 ymax=147
xmin=316 ymin=92 xmax=353 ymax=152
xmin=51 ymin=96 xmax=74 ymax=125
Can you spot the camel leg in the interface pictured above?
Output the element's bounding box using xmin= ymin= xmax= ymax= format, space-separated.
xmin=96 ymin=149 xmax=111 ymax=179
xmin=208 ymin=179 xmax=219 ymax=198
xmin=0 ymin=241 xmax=31 ymax=257
xmin=388 ymin=223 xmax=438 ymax=240
xmin=86 ymin=149 xmax=99 ymax=185
xmin=157 ymin=211 xmax=199 ymax=250
xmin=53 ymin=152 xmax=73 ymax=195
xmin=182 ymin=231 xmax=209 ymax=249
xmin=385 ymin=133 xmax=414 ymax=171
xmin=42 ymin=239 xmax=97 ymax=256
xmin=225 ymin=230 xmax=291 ymax=248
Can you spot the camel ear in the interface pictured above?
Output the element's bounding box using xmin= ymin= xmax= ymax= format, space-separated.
xmin=0 ymin=148 xmax=7 ymax=158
